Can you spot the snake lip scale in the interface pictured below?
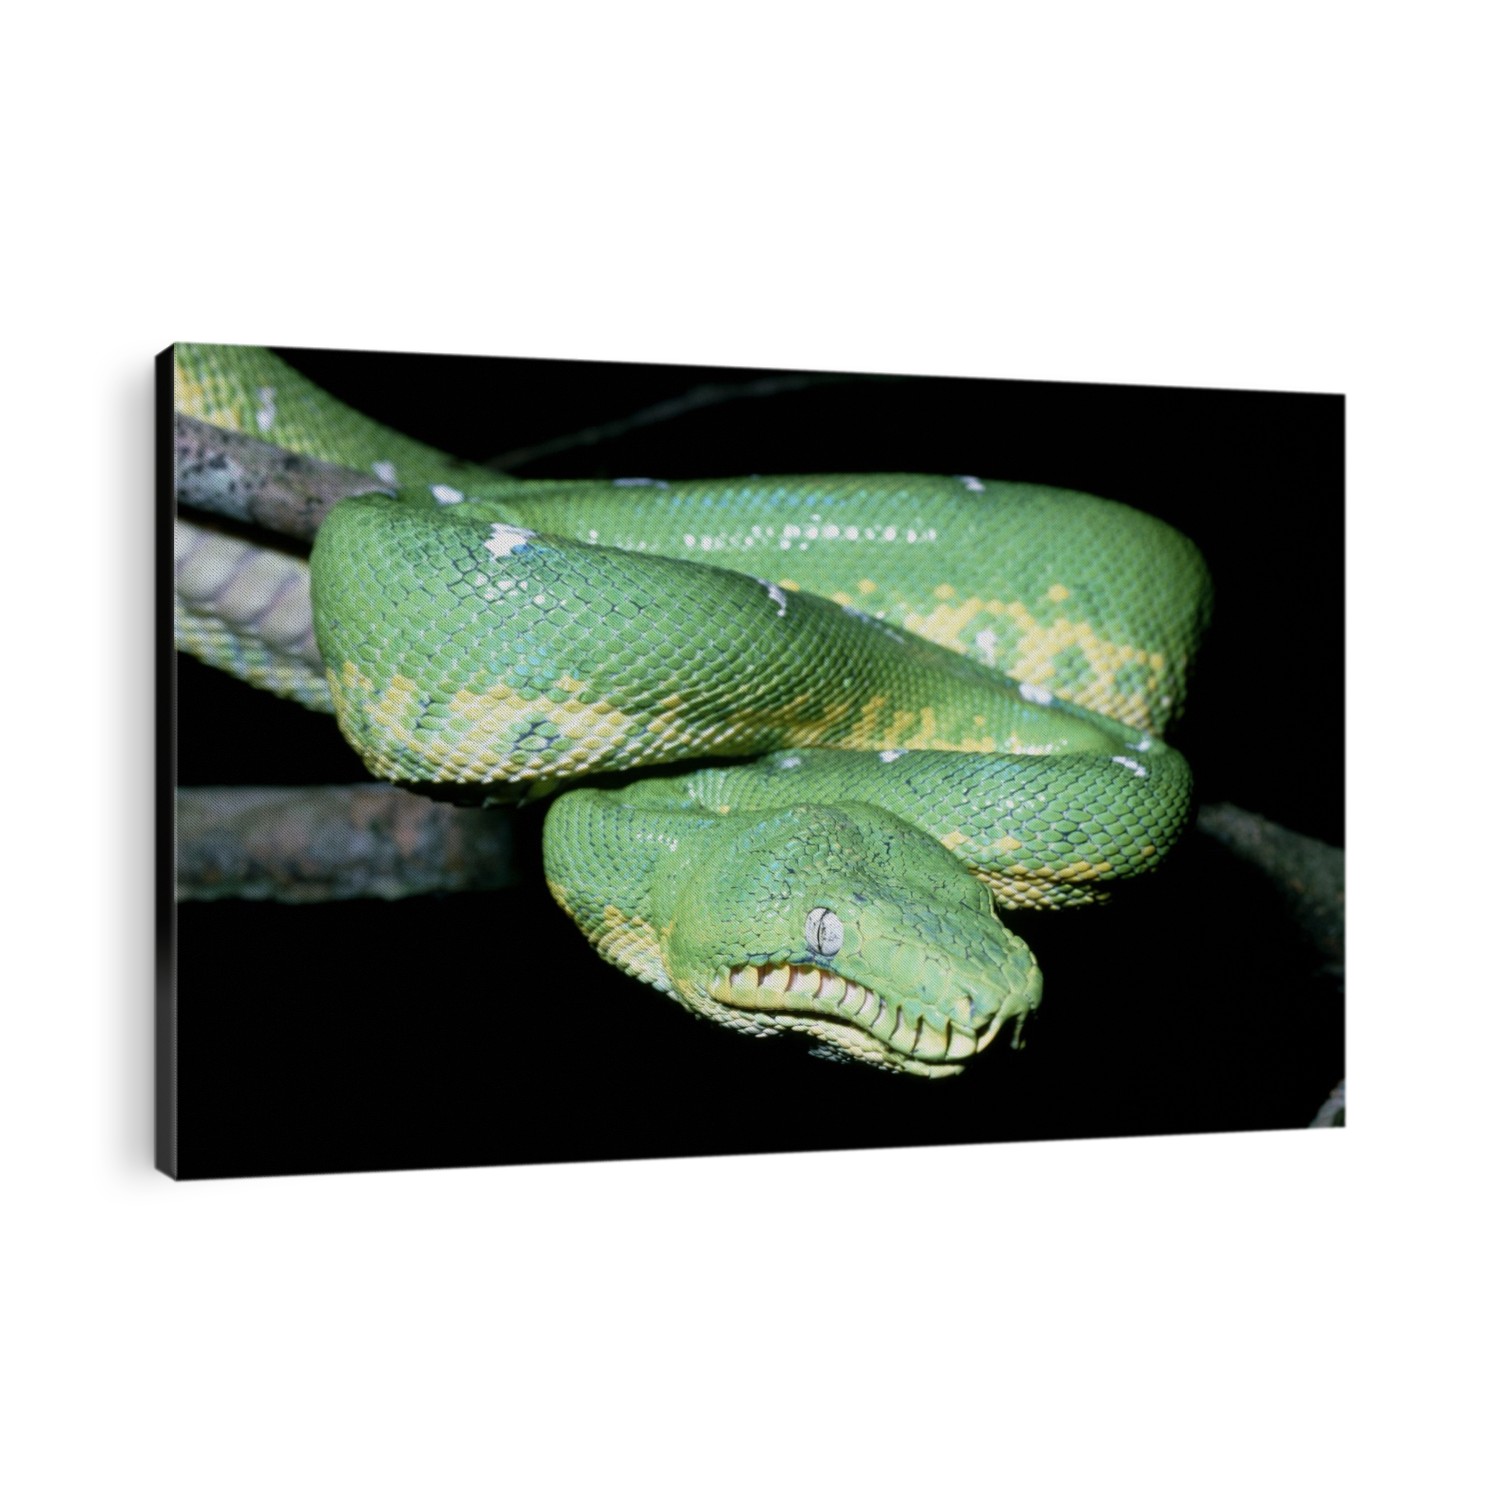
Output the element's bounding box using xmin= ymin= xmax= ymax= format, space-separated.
xmin=704 ymin=960 xmax=1006 ymax=1077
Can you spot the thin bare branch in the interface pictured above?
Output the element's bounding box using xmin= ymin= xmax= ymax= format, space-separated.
xmin=484 ymin=373 xmax=878 ymax=471
xmin=175 ymin=415 xmax=393 ymax=541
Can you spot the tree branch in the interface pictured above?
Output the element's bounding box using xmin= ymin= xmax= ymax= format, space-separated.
xmin=175 ymin=414 xmax=392 ymax=542
xmin=1310 ymin=1079 xmax=1346 ymax=1128
xmin=1195 ymin=804 xmax=1345 ymax=1128
xmin=1196 ymin=802 xmax=1345 ymax=965
xmin=484 ymin=373 xmax=880 ymax=471
xmin=176 ymin=785 xmax=516 ymax=902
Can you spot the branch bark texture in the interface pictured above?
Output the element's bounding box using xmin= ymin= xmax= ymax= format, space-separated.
xmin=176 ymin=785 xmax=516 ymax=903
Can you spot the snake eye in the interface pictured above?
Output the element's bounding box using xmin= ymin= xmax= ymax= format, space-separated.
xmin=804 ymin=906 xmax=843 ymax=957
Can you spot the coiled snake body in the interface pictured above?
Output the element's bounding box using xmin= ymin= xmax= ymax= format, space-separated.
xmin=174 ymin=346 xmax=1210 ymax=1078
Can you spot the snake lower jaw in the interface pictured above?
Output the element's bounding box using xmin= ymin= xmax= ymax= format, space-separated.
xmin=702 ymin=961 xmax=1011 ymax=1077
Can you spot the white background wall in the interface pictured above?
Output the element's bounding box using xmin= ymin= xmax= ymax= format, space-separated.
xmin=4 ymin=5 xmax=1492 ymax=1496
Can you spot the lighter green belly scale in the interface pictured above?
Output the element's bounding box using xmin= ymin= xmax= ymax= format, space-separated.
xmin=176 ymin=345 xmax=1211 ymax=1078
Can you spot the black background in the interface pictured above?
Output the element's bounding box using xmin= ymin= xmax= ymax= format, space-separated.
xmin=172 ymin=346 xmax=1344 ymax=1178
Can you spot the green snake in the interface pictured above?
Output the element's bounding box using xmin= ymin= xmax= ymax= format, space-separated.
xmin=174 ymin=345 xmax=1211 ymax=1078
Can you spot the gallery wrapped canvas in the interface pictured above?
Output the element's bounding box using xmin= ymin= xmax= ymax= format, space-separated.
xmin=158 ymin=344 xmax=1343 ymax=1179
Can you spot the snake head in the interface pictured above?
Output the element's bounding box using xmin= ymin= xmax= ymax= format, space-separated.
xmin=657 ymin=803 xmax=1041 ymax=1078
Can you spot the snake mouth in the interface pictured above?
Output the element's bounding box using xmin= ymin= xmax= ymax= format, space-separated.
xmin=706 ymin=961 xmax=1009 ymax=1076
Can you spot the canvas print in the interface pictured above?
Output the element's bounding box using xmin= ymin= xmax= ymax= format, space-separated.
xmin=158 ymin=344 xmax=1344 ymax=1179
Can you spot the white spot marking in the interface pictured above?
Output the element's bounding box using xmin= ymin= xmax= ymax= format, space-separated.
xmin=254 ymin=386 xmax=276 ymax=433
xmin=683 ymin=534 xmax=696 ymax=548
xmin=431 ymin=484 xmax=466 ymax=506
xmin=759 ymin=580 xmax=788 ymax=617
xmin=371 ymin=459 xmax=397 ymax=486
xmin=974 ymin=628 xmax=999 ymax=667
xmin=821 ymin=524 xmax=839 ymax=540
xmin=843 ymin=602 xmax=909 ymax=646
xmin=1019 ymin=682 xmax=1054 ymax=706
xmin=1112 ymin=756 xmax=1149 ymax=778
xmin=777 ymin=753 xmax=803 ymax=770
xmin=878 ymin=749 xmax=907 ymax=763
xmin=483 ymin=522 xmax=536 ymax=559
xmin=882 ymin=526 xmax=897 ymax=541
xmin=956 ymin=474 xmax=985 ymax=492
xmin=1133 ymin=733 xmax=1154 ymax=752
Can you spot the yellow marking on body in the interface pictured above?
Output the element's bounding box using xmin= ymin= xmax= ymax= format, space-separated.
xmin=545 ymin=878 xmax=575 ymax=918
xmin=939 ymin=830 xmax=968 ymax=851
xmin=844 ymin=695 xmax=892 ymax=749
xmin=856 ymin=579 xmax=878 ymax=595
xmin=174 ymin=361 xmax=248 ymax=433
xmin=933 ymin=583 xmax=957 ymax=601
xmin=886 ymin=708 xmax=917 ymax=744
xmin=339 ymin=660 xmax=667 ymax=784
xmin=645 ymin=691 xmax=691 ymax=743
xmin=733 ymin=688 xmax=1006 ymax=757
xmin=596 ymin=904 xmax=670 ymax=990
xmin=830 ymin=591 xmax=853 ymax=607
xmin=828 ymin=696 xmax=1002 ymax=756
xmin=462 ymin=680 xmax=636 ymax=767
xmin=998 ymin=834 xmax=1024 ymax=853
xmin=963 ymin=598 xmax=1164 ymax=731
xmin=368 ymin=673 xmax=422 ymax=738
xmin=880 ymin=705 xmax=998 ymax=754
xmin=328 ymin=665 xmax=449 ymax=782
xmin=1046 ymin=583 xmax=1070 ymax=603
xmin=326 ymin=660 xmax=369 ymax=731
xmin=900 ymin=596 xmax=988 ymax=653
xmin=977 ymin=868 xmax=1056 ymax=909
xmin=777 ymin=579 xmax=801 ymax=592
xmin=976 ymin=861 xmax=1114 ymax=910
xmin=728 ymin=690 xmax=851 ymax=748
